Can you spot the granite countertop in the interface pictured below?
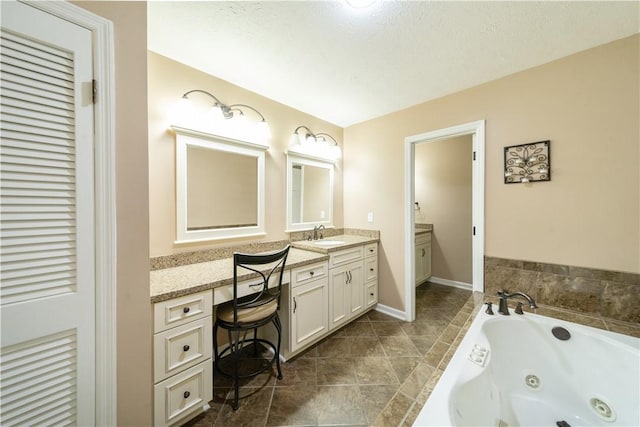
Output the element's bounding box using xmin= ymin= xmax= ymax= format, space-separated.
xmin=290 ymin=234 xmax=379 ymax=254
xmin=150 ymin=247 xmax=327 ymax=303
xmin=415 ymin=223 xmax=433 ymax=235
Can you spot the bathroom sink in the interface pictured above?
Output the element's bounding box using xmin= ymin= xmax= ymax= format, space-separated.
xmin=313 ymin=240 xmax=346 ymax=246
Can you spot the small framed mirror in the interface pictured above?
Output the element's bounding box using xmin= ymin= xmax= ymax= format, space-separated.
xmin=173 ymin=126 xmax=268 ymax=243
xmin=286 ymin=153 xmax=334 ymax=231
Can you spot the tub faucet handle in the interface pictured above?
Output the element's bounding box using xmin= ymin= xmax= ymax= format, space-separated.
xmin=484 ymin=302 xmax=494 ymax=315
xmin=515 ymin=302 xmax=524 ymax=315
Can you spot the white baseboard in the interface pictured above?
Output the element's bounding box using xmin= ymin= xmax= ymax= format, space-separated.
xmin=375 ymin=303 xmax=407 ymax=321
xmin=428 ymin=276 xmax=473 ymax=291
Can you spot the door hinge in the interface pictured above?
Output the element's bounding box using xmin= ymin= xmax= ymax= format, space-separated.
xmin=92 ymin=79 xmax=97 ymax=104
xmin=473 ymin=151 xmax=476 ymax=161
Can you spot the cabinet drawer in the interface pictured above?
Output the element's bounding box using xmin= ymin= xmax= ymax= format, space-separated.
xmin=154 ymin=317 xmax=212 ymax=382
xmin=415 ymin=232 xmax=431 ymax=246
xmin=154 ymin=360 xmax=213 ymax=427
xmin=214 ymin=270 xmax=290 ymax=304
xmin=364 ymin=257 xmax=377 ymax=282
xmin=154 ymin=291 xmax=212 ymax=333
xmin=364 ymin=243 xmax=378 ymax=258
xmin=366 ymin=281 xmax=378 ymax=307
xmin=329 ymin=246 xmax=363 ymax=268
xmin=292 ymin=262 xmax=328 ymax=287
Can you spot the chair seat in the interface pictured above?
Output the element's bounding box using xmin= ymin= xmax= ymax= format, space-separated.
xmin=216 ymin=296 xmax=278 ymax=324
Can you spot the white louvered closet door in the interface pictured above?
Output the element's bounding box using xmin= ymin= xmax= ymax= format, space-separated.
xmin=0 ymin=2 xmax=96 ymax=426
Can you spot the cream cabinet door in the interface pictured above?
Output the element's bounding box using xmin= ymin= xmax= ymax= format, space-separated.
xmin=290 ymin=278 xmax=328 ymax=353
xmin=415 ymin=233 xmax=432 ymax=286
xmin=329 ymin=260 xmax=363 ymax=330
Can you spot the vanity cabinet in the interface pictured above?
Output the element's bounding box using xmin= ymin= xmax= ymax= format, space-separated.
xmin=328 ymin=243 xmax=378 ymax=330
xmin=289 ymin=261 xmax=329 ymax=353
xmin=153 ymin=291 xmax=213 ymax=427
xmin=415 ymin=232 xmax=432 ymax=286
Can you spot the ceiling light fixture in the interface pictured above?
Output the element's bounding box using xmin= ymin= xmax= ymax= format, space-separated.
xmin=289 ymin=125 xmax=341 ymax=161
xmin=176 ymin=89 xmax=271 ymax=141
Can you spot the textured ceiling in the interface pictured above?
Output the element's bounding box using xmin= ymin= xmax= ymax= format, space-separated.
xmin=148 ymin=1 xmax=639 ymax=127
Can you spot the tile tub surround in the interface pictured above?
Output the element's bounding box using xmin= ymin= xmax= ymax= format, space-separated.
xmin=485 ymin=256 xmax=640 ymax=324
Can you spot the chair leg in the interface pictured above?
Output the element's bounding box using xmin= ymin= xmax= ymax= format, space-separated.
xmin=253 ymin=327 xmax=258 ymax=356
xmin=273 ymin=314 xmax=283 ymax=380
xmin=229 ymin=329 xmax=241 ymax=411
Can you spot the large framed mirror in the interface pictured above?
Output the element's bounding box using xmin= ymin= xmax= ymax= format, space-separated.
xmin=286 ymin=153 xmax=334 ymax=231
xmin=173 ymin=126 xmax=268 ymax=243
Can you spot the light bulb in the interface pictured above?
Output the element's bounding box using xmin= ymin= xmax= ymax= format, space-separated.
xmin=209 ymin=105 xmax=224 ymax=122
xmin=257 ymin=120 xmax=271 ymax=140
xmin=330 ymin=144 xmax=342 ymax=159
xmin=172 ymin=96 xmax=195 ymax=127
xmin=290 ymin=132 xmax=302 ymax=148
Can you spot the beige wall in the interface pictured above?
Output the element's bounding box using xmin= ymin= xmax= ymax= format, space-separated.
xmin=72 ymin=2 xmax=152 ymax=426
xmin=148 ymin=52 xmax=344 ymax=256
xmin=344 ymin=35 xmax=640 ymax=311
xmin=415 ymin=135 xmax=473 ymax=284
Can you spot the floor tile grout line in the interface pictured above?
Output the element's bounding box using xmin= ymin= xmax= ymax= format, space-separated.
xmin=370 ymin=291 xmax=476 ymax=426
xmin=198 ymin=283 xmax=475 ymax=427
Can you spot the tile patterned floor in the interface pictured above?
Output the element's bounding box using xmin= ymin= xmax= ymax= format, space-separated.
xmin=184 ymin=282 xmax=475 ymax=427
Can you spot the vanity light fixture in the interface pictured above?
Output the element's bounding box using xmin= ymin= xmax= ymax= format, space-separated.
xmin=176 ymin=89 xmax=271 ymax=141
xmin=504 ymin=140 xmax=550 ymax=184
xmin=289 ymin=125 xmax=341 ymax=160
xmin=345 ymin=0 xmax=377 ymax=8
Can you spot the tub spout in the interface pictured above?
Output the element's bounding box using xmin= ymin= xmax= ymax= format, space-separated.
xmin=497 ymin=290 xmax=538 ymax=315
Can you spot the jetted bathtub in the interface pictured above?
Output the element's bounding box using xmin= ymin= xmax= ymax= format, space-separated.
xmin=414 ymin=308 xmax=640 ymax=427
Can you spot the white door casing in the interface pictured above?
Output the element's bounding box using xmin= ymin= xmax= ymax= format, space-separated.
xmin=404 ymin=120 xmax=485 ymax=321
xmin=0 ymin=1 xmax=116 ymax=425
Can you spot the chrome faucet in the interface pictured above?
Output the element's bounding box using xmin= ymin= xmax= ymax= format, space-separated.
xmin=312 ymin=225 xmax=325 ymax=240
xmin=497 ymin=289 xmax=538 ymax=315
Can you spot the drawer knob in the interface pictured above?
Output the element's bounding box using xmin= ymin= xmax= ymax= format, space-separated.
xmin=370 ymin=292 xmax=374 ymax=296
xmin=369 ymin=249 xmax=374 ymax=252
xmin=310 ymin=271 xmax=314 ymax=276
xmin=370 ymin=268 xmax=374 ymax=271
xmin=183 ymin=307 xmax=190 ymax=314
xmin=183 ymin=345 xmax=190 ymax=352
xmin=183 ymin=391 xmax=190 ymax=399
